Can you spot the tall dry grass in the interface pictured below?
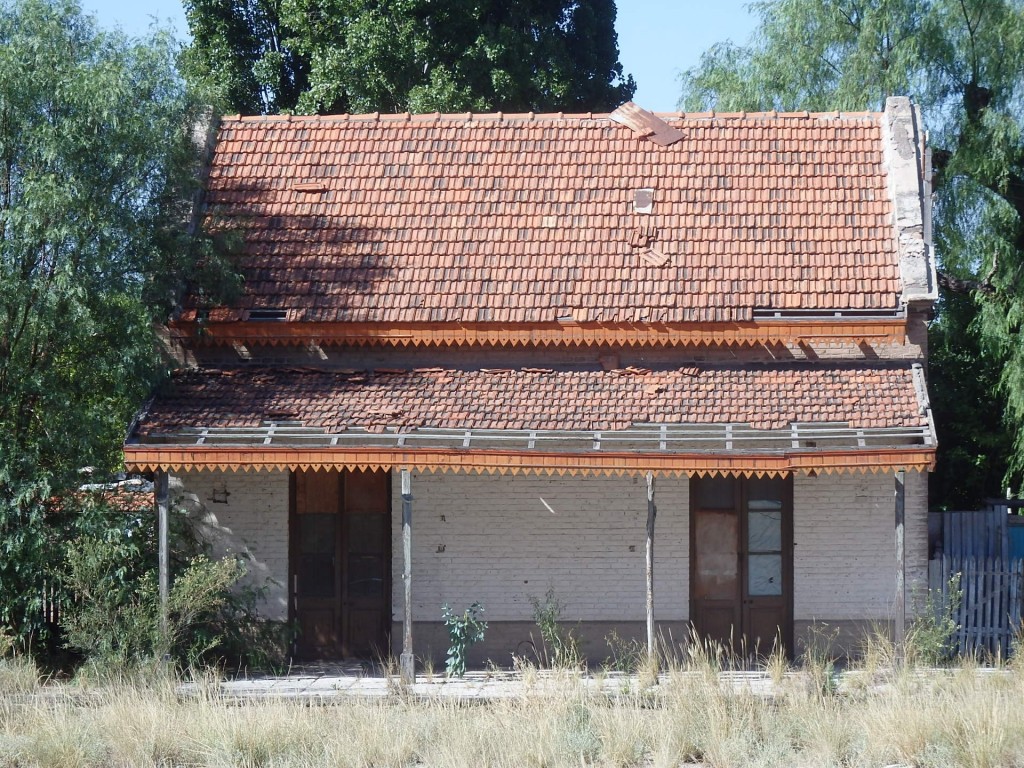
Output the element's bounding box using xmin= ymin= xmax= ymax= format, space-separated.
xmin=2 ymin=637 xmax=1024 ymax=767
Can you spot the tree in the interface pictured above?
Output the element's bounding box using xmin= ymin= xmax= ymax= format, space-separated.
xmin=181 ymin=0 xmax=635 ymax=116
xmin=0 ymin=0 xmax=235 ymax=647
xmin=180 ymin=0 xmax=309 ymax=115
xmin=679 ymin=0 xmax=1024 ymax=506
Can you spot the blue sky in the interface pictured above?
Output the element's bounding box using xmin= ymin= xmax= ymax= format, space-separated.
xmin=82 ymin=0 xmax=759 ymax=112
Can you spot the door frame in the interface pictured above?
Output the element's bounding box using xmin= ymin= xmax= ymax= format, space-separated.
xmin=288 ymin=469 xmax=393 ymax=660
xmin=688 ymin=474 xmax=794 ymax=655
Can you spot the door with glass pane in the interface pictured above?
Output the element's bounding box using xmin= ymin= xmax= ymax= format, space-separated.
xmin=690 ymin=475 xmax=792 ymax=654
xmin=291 ymin=469 xmax=391 ymax=659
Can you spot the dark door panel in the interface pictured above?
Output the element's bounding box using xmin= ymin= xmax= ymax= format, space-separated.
xmin=291 ymin=469 xmax=391 ymax=660
xmin=690 ymin=475 xmax=793 ymax=655
xmin=293 ymin=471 xmax=342 ymax=658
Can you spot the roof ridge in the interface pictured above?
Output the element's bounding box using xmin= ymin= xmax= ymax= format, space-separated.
xmin=220 ymin=109 xmax=881 ymax=125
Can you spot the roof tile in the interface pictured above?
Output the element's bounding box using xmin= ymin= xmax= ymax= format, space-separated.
xmin=187 ymin=112 xmax=901 ymax=324
xmin=139 ymin=365 xmax=925 ymax=435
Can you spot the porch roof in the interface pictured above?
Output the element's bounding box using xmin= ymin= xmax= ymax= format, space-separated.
xmin=125 ymin=363 xmax=935 ymax=475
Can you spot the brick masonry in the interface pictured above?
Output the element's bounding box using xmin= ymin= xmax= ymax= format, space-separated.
xmin=169 ymin=466 xmax=928 ymax=655
xmin=390 ymin=469 xmax=927 ymax=624
xmin=793 ymin=470 xmax=928 ymax=621
xmin=390 ymin=472 xmax=690 ymax=624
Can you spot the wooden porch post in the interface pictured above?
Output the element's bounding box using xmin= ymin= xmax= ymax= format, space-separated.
xmin=646 ymin=471 xmax=657 ymax=659
xmin=400 ymin=469 xmax=415 ymax=684
xmin=895 ymin=469 xmax=906 ymax=658
xmin=155 ymin=470 xmax=170 ymax=649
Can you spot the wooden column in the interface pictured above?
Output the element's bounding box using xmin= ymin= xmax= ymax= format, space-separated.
xmin=155 ymin=470 xmax=170 ymax=647
xmin=400 ymin=469 xmax=415 ymax=684
xmin=646 ymin=471 xmax=657 ymax=659
xmin=895 ymin=469 xmax=906 ymax=658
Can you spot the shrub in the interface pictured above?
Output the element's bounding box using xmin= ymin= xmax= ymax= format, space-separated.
xmin=55 ymin=486 xmax=290 ymax=674
xmin=603 ymin=629 xmax=645 ymax=673
xmin=906 ymin=575 xmax=962 ymax=667
xmin=61 ymin=538 xmax=245 ymax=670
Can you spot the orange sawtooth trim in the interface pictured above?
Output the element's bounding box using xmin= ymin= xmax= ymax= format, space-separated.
xmin=169 ymin=320 xmax=907 ymax=348
xmin=123 ymin=445 xmax=935 ymax=475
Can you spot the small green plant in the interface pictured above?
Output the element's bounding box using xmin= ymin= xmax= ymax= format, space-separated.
xmin=529 ymin=587 xmax=583 ymax=668
xmin=906 ymin=574 xmax=961 ymax=666
xmin=603 ymin=629 xmax=645 ymax=672
xmin=442 ymin=602 xmax=487 ymax=677
xmin=559 ymin=700 xmax=601 ymax=761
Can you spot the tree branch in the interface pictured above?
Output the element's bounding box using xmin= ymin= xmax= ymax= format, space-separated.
xmin=937 ymin=269 xmax=996 ymax=295
xmin=939 ymin=248 xmax=1000 ymax=296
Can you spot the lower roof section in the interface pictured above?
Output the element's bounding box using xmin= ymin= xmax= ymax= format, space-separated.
xmin=126 ymin=363 xmax=935 ymax=475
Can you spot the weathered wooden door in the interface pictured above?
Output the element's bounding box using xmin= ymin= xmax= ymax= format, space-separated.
xmin=690 ymin=475 xmax=792 ymax=654
xmin=291 ymin=469 xmax=391 ymax=659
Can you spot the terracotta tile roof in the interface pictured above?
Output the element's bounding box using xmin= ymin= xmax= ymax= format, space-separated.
xmin=137 ymin=365 xmax=925 ymax=435
xmin=184 ymin=110 xmax=901 ymax=325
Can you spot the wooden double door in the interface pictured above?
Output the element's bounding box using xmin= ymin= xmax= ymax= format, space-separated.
xmin=290 ymin=469 xmax=391 ymax=659
xmin=690 ymin=475 xmax=793 ymax=654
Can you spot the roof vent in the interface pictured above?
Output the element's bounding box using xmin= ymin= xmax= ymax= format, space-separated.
xmin=634 ymin=188 xmax=654 ymax=214
xmin=248 ymin=309 xmax=287 ymax=321
xmin=291 ymin=182 xmax=328 ymax=193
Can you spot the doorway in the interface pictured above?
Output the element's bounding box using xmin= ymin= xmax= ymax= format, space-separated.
xmin=290 ymin=469 xmax=391 ymax=659
xmin=690 ymin=474 xmax=793 ymax=654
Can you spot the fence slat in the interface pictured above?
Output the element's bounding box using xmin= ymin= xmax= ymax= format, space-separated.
xmin=932 ymin=555 xmax=1024 ymax=659
xmin=1000 ymin=508 xmax=1010 ymax=562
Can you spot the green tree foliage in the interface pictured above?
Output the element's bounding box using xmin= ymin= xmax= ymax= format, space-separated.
xmin=0 ymin=0 xmax=236 ymax=648
xmin=679 ymin=0 xmax=1024 ymax=505
xmin=182 ymin=0 xmax=635 ymax=115
xmin=180 ymin=0 xmax=309 ymax=115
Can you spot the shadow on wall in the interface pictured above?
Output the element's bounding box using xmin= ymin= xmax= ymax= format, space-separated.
xmin=169 ymin=476 xmax=286 ymax=619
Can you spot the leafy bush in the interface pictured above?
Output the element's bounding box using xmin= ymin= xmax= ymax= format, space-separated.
xmin=61 ymin=538 xmax=243 ymax=669
xmin=442 ymin=602 xmax=487 ymax=677
xmin=57 ymin=488 xmax=289 ymax=674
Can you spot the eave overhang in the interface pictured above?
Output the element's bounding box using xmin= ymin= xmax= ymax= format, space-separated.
xmin=123 ymin=444 xmax=935 ymax=476
xmin=125 ymin=421 xmax=935 ymax=476
xmin=168 ymin=317 xmax=908 ymax=348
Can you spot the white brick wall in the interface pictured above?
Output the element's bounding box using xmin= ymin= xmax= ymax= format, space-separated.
xmin=175 ymin=470 xmax=290 ymax=621
xmin=793 ymin=470 xmax=928 ymax=620
xmin=394 ymin=469 xmax=928 ymax=625
xmin=391 ymin=471 xmax=691 ymax=622
xmin=169 ymin=467 xmax=928 ymax=629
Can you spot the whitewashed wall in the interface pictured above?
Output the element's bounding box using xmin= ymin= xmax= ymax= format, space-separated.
xmin=168 ymin=467 xmax=929 ymax=631
xmin=793 ymin=470 xmax=928 ymax=621
xmin=390 ymin=472 xmax=691 ymax=623
xmin=391 ymin=469 xmax=929 ymax=625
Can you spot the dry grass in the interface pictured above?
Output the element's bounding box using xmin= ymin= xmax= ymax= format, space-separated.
xmin=1 ymin=645 xmax=1024 ymax=767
